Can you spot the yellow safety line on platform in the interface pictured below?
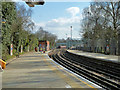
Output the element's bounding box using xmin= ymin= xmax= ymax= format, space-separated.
xmin=58 ymin=52 xmax=97 ymax=89
xmin=46 ymin=54 xmax=97 ymax=89
xmin=42 ymin=54 xmax=82 ymax=88
xmin=57 ymin=65 xmax=97 ymax=89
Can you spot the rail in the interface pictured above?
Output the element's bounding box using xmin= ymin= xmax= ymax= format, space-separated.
xmin=49 ymin=49 xmax=120 ymax=89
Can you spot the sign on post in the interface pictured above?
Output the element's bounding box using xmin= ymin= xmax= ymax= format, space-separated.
xmin=10 ymin=44 xmax=13 ymax=56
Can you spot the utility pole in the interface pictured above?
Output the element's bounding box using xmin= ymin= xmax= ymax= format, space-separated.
xmin=70 ymin=26 xmax=72 ymax=48
xmin=66 ymin=34 xmax=67 ymax=39
xmin=44 ymin=31 xmax=46 ymax=40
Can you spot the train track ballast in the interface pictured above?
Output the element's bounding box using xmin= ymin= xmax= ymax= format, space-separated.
xmin=48 ymin=49 xmax=120 ymax=90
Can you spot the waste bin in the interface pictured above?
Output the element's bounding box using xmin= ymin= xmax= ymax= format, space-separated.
xmin=0 ymin=59 xmax=6 ymax=69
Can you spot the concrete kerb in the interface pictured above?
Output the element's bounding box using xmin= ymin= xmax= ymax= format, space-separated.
xmin=67 ymin=50 xmax=120 ymax=63
xmin=46 ymin=50 xmax=102 ymax=88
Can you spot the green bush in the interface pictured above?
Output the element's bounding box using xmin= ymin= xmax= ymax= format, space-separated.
xmin=13 ymin=49 xmax=17 ymax=55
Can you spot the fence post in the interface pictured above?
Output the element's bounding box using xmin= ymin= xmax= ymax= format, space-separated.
xmin=115 ymin=47 xmax=116 ymax=55
xmin=95 ymin=47 xmax=96 ymax=53
xmin=104 ymin=47 xmax=106 ymax=54
xmin=101 ymin=47 xmax=102 ymax=53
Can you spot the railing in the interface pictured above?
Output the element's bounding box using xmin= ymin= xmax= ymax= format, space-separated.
xmin=76 ymin=47 xmax=117 ymax=55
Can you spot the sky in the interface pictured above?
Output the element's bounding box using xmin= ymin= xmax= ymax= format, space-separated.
xmin=22 ymin=2 xmax=91 ymax=39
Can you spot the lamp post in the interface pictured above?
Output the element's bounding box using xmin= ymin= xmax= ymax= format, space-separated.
xmin=70 ymin=26 xmax=72 ymax=40
xmin=70 ymin=26 xmax=72 ymax=48
xmin=16 ymin=32 xmax=20 ymax=56
xmin=66 ymin=34 xmax=67 ymax=39
xmin=118 ymin=26 xmax=120 ymax=56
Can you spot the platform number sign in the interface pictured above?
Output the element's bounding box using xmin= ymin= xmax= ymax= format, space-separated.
xmin=11 ymin=44 xmax=13 ymax=56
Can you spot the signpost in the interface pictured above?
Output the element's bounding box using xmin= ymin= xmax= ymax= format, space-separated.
xmin=10 ymin=44 xmax=13 ymax=56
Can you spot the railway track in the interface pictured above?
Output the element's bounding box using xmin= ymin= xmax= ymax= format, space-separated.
xmin=49 ymin=49 xmax=120 ymax=90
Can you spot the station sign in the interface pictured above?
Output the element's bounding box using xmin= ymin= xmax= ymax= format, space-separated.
xmin=10 ymin=44 xmax=13 ymax=56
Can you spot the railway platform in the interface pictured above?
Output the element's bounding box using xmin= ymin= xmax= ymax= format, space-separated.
xmin=67 ymin=50 xmax=119 ymax=62
xmin=2 ymin=51 xmax=101 ymax=88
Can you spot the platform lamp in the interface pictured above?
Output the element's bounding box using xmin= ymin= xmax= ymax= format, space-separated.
xmin=70 ymin=26 xmax=72 ymax=49
xmin=26 ymin=2 xmax=35 ymax=7
xmin=24 ymin=0 xmax=45 ymax=7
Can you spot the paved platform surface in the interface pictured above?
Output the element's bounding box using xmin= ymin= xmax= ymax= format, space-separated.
xmin=2 ymin=52 xmax=101 ymax=88
xmin=67 ymin=50 xmax=120 ymax=62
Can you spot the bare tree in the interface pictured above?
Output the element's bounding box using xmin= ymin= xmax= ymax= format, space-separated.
xmin=81 ymin=2 xmax=120 ymax=54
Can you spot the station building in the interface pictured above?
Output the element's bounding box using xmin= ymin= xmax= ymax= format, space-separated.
xmin=56 ymin=39 xmax=83 ymax=49
xmin=38 ymin=40 xmax=50 ymax=51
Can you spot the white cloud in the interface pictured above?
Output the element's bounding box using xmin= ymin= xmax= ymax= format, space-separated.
xmin=45 ymin=16 xmax=81 ymax=28
xmin=34 ymin=7 xmax=82 ymax=39
xmin=36 ymin=23 xmax=46 ymax=27
xmin=66 ymin=7 xmax=80 ymax=17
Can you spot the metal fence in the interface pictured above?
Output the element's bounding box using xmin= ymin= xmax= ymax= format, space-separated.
xmin=76 ymin=46 xmax=117 ymax=55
